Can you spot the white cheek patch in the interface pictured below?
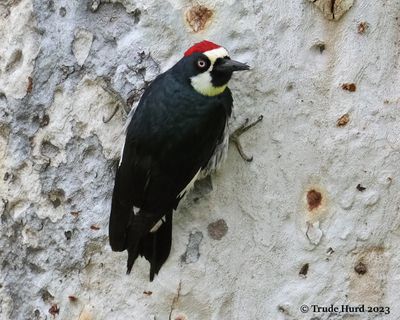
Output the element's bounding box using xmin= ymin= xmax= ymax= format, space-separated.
xmin=190 ymin=72 xmax=227 ymax=96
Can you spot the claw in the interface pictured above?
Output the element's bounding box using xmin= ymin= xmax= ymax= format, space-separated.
xmin=231 ymin=136 xmax=254 ymax=162
xmin=230 ymin=115 xmax=263 ymax=162
xmin=102 ymin=102 xmax=120 ymax=123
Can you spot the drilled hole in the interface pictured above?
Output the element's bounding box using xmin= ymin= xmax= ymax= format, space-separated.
xmin=354 ymin=261 xmax=367 ymax=275
xmin=307 ymin=189 xmax=322 ymax=211
xmin=207 ymin=219 xmax=228 ymax=240
xmin=299 ymin=263 xmax=309 ymax=277
xmin=185 ymin=5 xmax=213 ymax=32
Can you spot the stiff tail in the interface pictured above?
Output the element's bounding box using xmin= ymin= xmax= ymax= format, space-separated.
xmin=109 ymin=192 xmax=132 ymax=252
xmin=126 ymin=210 xmax=173 ymax=281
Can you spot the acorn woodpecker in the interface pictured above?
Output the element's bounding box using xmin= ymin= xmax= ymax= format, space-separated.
xmin=109 ymin=40 xmax=254 ymax=281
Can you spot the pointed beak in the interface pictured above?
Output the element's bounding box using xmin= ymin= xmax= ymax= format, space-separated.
xmin=214 ymin=58 xmax=250 ymax=72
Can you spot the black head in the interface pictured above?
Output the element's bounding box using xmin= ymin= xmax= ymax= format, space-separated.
xmin=174 ymin=43 xmax=249 ymax=96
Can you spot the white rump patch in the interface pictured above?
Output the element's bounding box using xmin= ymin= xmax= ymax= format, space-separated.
xmin=132 ymin=206 xmax=140 ymax=215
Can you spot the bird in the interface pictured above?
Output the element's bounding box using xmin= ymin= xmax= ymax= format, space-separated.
xmin=109 ymin=40 xmax=258 ymax=281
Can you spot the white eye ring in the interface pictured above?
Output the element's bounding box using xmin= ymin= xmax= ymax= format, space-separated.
xmin=197 ymin=59 xmax=206 ymax=68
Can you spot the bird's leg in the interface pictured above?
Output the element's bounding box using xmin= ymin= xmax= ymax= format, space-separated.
xmin=98 ymin=77 xmax=130 ymax=123
xmin=230 ymin=115 xmax=263 ymax=162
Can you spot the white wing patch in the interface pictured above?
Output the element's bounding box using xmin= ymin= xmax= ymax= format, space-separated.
xmin=118 ymin=140 xmax=125 ymax=167
xmin=150 ymin=215 xmax=166 ymax=233
xmin=119 ymin=104 xmax=139 ymax=167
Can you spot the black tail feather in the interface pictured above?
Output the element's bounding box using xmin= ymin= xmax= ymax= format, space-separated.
xmin=127 ymin=243 xmax=140 ymax=274
xmin=109 ymin=190 xmax=133 ymax=252
xmin=140 ymin=211 xmax=173 ymax=281
xmin=149 ymin=232 xmax=158 ymax=281
xmin=123 ymin=210 xmax=173 ymax=280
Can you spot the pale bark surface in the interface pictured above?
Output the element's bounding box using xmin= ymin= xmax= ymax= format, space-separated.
xmin=1 ymin=1 xmax=400 ymax=319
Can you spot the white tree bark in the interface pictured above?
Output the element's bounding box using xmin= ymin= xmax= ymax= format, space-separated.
xmin=1 ymin=0 xmax=400 ymax=319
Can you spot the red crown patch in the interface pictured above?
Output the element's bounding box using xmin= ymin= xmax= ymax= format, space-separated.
xmin=184 ymin=40 xmax=221 ymax=57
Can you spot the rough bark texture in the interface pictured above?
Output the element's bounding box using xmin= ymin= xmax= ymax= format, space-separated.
xmin=1 ymin=1 xmax=400 ymax=319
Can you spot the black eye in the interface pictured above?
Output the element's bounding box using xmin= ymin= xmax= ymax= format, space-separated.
xmin=197 ymin=59 xmax=207 ymax=69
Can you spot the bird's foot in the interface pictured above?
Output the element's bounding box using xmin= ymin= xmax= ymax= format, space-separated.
xmin=230 ymin=115 xmax=263 ymax=162
xmin=98 ymin=77 xmax=130 ymax=123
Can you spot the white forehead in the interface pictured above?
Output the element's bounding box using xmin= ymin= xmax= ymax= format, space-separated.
xmin=203 ymin=47 xmax=229 ymax=64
